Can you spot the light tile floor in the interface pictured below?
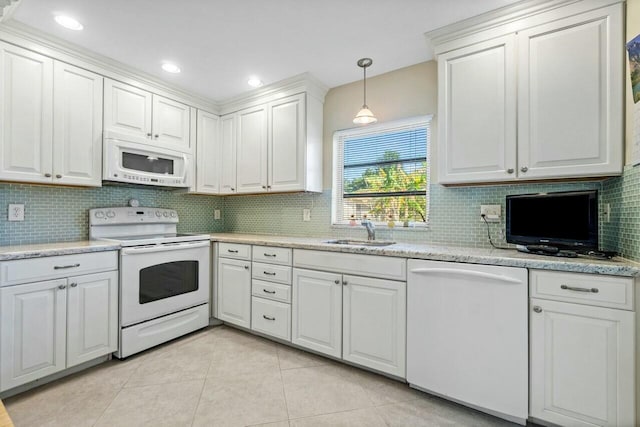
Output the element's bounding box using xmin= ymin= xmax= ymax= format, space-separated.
xmin=4 ymin=325 xmax=520 ymax=426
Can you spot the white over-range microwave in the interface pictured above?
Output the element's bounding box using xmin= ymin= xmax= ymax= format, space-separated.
xmin=103 ymin=132 xmax=192 ymax=188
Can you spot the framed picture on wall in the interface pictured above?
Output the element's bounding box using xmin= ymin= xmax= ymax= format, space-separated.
xmin=628 ymin=33 xmax=640 ymax=104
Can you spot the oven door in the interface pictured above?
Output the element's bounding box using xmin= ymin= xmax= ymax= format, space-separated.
xmin=120 ymin=241 xmax=210 ymax=327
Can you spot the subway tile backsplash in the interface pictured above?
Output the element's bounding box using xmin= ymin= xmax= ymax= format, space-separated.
xmin=1 ymin=166 xmax=638 ymax=261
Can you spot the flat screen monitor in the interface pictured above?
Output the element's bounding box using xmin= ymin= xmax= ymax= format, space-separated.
xmin=506 ymin=190 xmax=598 ymax=251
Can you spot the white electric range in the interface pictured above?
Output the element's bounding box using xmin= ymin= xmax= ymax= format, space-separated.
xmin=90 ymin=206 xmax=210 ymax=358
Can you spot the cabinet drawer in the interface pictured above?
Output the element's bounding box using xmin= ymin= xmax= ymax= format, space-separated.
xmin=530 ymin=270 xmax=634 ymax=310
xmin=252 ymin=246 xmax=292 ymax=265
xmin=252 ymin=262 xmax=292 ymax=284
xmin=294 ymin=249 xmax=406 ymax=281
xmin=0 ymin=251 xmax=118 ymax=287
xmin=252 ymin=279 xmax=291 ymax=303
xmin=219 ymin=243 xmax=251 ymax=260
xmin=251 ymin=296 xmax=291 ymax=341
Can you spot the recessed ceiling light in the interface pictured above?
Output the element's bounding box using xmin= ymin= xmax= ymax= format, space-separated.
xmin=54 ymin=15 xmax=83 ymax=31
xmin=161 ymin=63 xmax=181 ymax=74
xmin=247 ymin=77 xmax=264 ymax=88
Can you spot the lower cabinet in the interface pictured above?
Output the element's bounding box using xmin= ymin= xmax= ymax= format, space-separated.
xmin=0 ymin=271 xmax=118 ymax=392
xmin=292 ymin=267 xmax=406 ymax=377
xmin=251 ymin=297 xmax=291 ymax=341
xmin=529 ymin=298 xmax=635 ymax=426
xmin=217 ymin=257 xmax=252 ymax=328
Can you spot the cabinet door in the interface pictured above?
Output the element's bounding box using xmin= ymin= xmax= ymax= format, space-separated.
xmin=530 ymin=298 xmax=634 ymax=426
xmin=236 ymin=105 xmax=268 ymax=193
xmin=343 ymin=275 xmax=406 ymax=377
xmin=66 ymin=271 xmax=118 ymax=368
xmin=292 ymin=268 xmax=342 ymax=358
xmin=103 ymin=79 xmax=152 ymax=139
xmin=219 ymin=114 xmax=237 ymax=194
xmin=0 ymin=42 xmax=53 ymax=184
xmin=152 ymin=95 xmax=191 ymax=150
xmin=217 ymin=258 xmax=252 ymax=328
xmin=437 ymin=34 xmax=516 ymax=184
xmin=517 ymin=4 xmax=623 ymax=180
xmin=0 ymin=279 xmax=67 ymax=392
xmin=195 ymin=110 xmax=220 ymax=193
xmin=52 ymin=61 xmax=103 ymax=187
xmin=268 ymin=93 xmax=305 ymax=192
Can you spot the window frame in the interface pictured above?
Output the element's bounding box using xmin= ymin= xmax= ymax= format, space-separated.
xmin=331 ymin=115 xmax=432 ymax=228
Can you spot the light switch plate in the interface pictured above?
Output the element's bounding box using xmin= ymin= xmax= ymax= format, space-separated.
xmin=8 ymin=204 xmax=24 ymax=221
xmin=303 ymin=209 xmax=311 ymax=222
xmin=214 ymin=209 xmax=221 ymax=220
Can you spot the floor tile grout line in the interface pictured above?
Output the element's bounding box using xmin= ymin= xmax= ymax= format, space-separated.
xmin=276 ymin=347 xmax=293 ymax=422
xmin=188 ymin=375 xmax=208 ymax=427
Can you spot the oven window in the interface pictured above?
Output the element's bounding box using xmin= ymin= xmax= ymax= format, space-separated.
xmin=122 ymin=152 xmax=175 ymax=175
xmin=139 ymin=261 xmax=198 ymax=304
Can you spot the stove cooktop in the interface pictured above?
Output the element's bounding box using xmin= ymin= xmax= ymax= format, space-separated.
xmin=98 ymin=232 xmax=210 ymax=246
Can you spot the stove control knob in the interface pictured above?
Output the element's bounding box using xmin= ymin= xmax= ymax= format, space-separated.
xmin=155 ymin=211 xmax=162 ymax=217
xmin=94 ymin=211 xmax=105 ymax=219
xmin=170 ymin=212 xmax=177 ymax=218
xmin=163 ymin=212 xmax=169 ymax=217
xmin=106 ymin=211 xmax=116 ymax=218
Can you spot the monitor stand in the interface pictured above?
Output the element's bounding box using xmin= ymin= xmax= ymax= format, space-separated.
xmin=516 ymin=245 xmax=578 ymax=258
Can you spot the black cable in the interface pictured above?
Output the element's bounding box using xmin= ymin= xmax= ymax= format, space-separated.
xmin=481 ymin=214 xmax=510 ymax=250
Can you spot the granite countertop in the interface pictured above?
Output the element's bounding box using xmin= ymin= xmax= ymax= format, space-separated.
xmin=0 ymin=241 xmax=121 ymax=261
xmin=209 ymin=233 xmax=640 ymax=277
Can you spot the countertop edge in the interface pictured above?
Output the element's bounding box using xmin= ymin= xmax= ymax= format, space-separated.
xmin=0 ymin=242 xmax=121 ymax=261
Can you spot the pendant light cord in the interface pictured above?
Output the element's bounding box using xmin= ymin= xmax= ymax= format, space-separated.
xmin=363 ymin=66 xmax=367 ymax=107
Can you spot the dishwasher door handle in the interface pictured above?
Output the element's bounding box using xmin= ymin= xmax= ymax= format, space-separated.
xmin=409 ymin=268 xmax=523 ymax=284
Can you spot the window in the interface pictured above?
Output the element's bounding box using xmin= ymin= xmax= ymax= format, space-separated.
xmin=332 ymin=116 xmax=431 ymax=226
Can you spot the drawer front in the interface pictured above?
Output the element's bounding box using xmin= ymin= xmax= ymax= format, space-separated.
xmin=251 ymin=296 xmax=291 ymax=341
xmin=530 ymin=270 xmax=634 ymax=310
xmin=0 ymin=251 xmax=118 ymax=287
xmin=252 ymin=262 xmax=292 ymax=285
xmin=252 ymin=279 xmax=291 ymax=303
xmin=252 ymin=246 xmax=292 ymax=266
xmin=219 ymin=243 xmax=251 ymax=260
xmin=294 ymin=249 xmax=406 ymax=281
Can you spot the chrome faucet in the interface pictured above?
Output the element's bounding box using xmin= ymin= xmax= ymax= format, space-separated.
xmin=361 ymin=218 xmax=376 ymax=240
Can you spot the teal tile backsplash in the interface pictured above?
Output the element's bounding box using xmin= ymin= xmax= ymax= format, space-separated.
xmin=1 ymin=166 xmax=638 ymax=261
xmin=0 ymin=183 xmax=225 ymax=246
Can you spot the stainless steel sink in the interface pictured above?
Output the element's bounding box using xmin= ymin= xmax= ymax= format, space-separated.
xmin=324 ymin=239 xmax=396 ymax=247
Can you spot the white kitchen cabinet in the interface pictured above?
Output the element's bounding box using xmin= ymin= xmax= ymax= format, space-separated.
xmin=0 ymin=278 xmax=67 ymax=391
xmin=437 ymin=35 xmax=516 ymax=184
xmin=516 ymin=4 xmax=623 ymax=180
xmin=0 ymin=41 xmax=53 ymax=183
xmin=0 ymin=42 xmax=103 ymax=186
xmin=434 ymin=2 xmax=623 ymax=184
xmin=52 ymin=61 xmax=103 ymax=186
xmin=195 ymin=110 xmax=220 ymax=194
xmin=103 ymin=79 xmax=152 ymax=140
xmin=104 ymin=79 xmax=191 ymax=152
xmin=217 ymin=257 xmax=252 ymax=328
xmin=236 ymin=104 xmax=268 ymax=193
xmin=268 ymin=93 xmax=306 ymax=192
xmin=66 ymin=271 xmax=118 ymax=368
xmin=530 ymin=298 xmax=635 ymax=427
xmin=342 ymin=274 xmax=406 ymax=377
xmin=292 ymin=268 xmax=342 ymax=358
xmin=219 ymin=114 xmax=237 ymax=194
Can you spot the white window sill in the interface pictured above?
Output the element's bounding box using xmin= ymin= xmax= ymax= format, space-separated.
xmin=331 ymin=223 xmax=430 ymax=231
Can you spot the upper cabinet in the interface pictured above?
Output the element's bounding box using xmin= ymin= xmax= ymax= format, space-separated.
xmin=104 ymin=79 xmax=191 ymax=152
xmin=0 ymin=42 xmax=103 ymax=186
xmin=433 ymin=1 xmax=624 ymax=185
xmin=195 ymin=110 xmax=220 ymax=193
xmin=194 ymin=89 xmax=324 ymax=196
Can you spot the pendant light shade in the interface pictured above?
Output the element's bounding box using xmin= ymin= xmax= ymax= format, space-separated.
xmin=353 ymin=58 xmax=377 ymax=125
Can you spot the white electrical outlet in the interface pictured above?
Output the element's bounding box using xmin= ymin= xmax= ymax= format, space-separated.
xmin=480 ymin=205 xmax=501 ymax=222
xmin=303 ymin=209 xmax=311 ymax=222
xmin=603 ymin=203 xmax=611 ymax=223
xmin=214 ymin=209 xmax=221 ymax=220
xmin=8 ymin=204 xmax=25 ymax=221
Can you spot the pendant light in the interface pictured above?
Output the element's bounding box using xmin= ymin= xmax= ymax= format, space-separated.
xmin=353 ymin=58 xmax=377 ymax=125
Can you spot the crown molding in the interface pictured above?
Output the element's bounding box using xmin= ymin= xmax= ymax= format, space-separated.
xmin=0 ymin=0 xmax=20 ymax=23
xmin=424 ymin=0 xmax=623 ymax=56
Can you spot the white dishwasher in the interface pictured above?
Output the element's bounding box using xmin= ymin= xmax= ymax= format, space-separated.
xmin=407 ymin=259 xmax=528 ymax=425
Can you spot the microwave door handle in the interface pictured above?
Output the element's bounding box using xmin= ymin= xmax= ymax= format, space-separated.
xmin=121 ymin=241 xmax=209 ymax=255
xmin=182 ymin=153 xmax=189 ymax=185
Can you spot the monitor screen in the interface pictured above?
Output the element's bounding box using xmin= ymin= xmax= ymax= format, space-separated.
xmin=506 ymin=190 xmax=598 ymax=250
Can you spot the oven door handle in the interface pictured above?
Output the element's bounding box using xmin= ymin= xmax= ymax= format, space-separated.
xmin=121 ymin=241 xmax=209 ymax=255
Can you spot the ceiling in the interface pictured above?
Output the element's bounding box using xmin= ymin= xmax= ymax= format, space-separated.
xmin=10 ymin=0 xmax=521 ymax=102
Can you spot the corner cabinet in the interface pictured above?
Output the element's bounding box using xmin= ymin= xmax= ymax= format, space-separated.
xmin=0 ymin=42 xmax=103 ymax=186
xmin=435 ymin=2 xmax=623 ymax=184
